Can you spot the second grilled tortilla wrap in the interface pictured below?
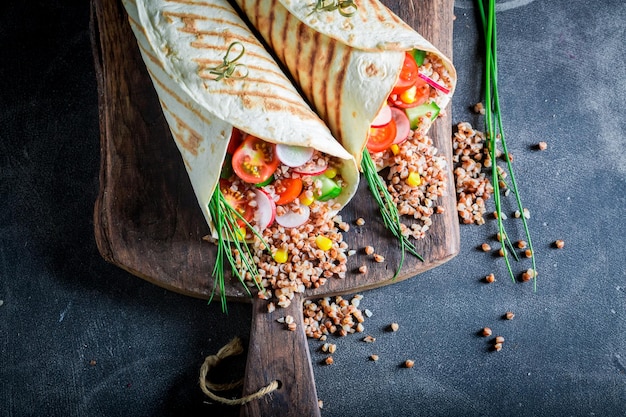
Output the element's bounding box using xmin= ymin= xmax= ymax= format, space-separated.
xmin=232 ymin=0 xmax=457 ymax=167
xmin=122 ymin=0 xmax=359 ymax=237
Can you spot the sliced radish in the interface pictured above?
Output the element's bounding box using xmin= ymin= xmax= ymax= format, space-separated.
xmin=371 ymin=105 xmax=392 ymax=127
xmin=390 ymin=107 xmax=411 ymax=145
xmin=417 ymin=72 xmax=450 ymax=94
xmin=253 ymin=188 xmax=276 ymax=231
xmin=275 ymin=144 xmax=315 ymax=167
xmin=292 ymin=158 xmax=327 ymax=176
xmin=275 ymin=205 xmax=310 ymax=228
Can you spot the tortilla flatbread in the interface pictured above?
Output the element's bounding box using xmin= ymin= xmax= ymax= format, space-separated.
xmin=232 ymin=0 xmax=457 ymax=167
xmin=122 ymin=0 xmax=360 ymax=237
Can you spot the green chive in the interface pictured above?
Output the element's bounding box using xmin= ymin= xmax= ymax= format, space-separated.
xmin=361 ymin=150 xmax=423 ymax=279
xmin=477 ymin=0 xmax=537 ymax=289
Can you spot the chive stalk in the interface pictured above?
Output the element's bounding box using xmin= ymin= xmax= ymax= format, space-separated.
xmin=207 ymin=188 xmax=268 ymax=312
xmin=208 ymin=42 xmax=249 ymax=81
xmin=361 ymin=150 xmax=423 ymax=279
xmin=476 ymin=0 xmax=537 ymax=289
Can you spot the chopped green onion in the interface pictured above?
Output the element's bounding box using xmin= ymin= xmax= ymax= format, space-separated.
xmin=308 ymin=0 xmax=357 ymax=18
xmin=361 ymin=150 xmax=423 ymax=279
xmin=207 ymin=187 xmax=269 ymax=312
xmin=476 ymin=0 xmax=537 ymax=289
xmin=208 ymin=42 xmax=249 ymax=82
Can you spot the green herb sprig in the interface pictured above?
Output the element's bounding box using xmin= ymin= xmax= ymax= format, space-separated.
xmin=207 ymin=187 xmax=268 ymax=312
xmin=361 ymin=150 xmax=423 ymax=279
xmin=477 ymin=0 xmax=537 ymax=289
xmin=208 ymin=42 xmax=249 ymax=81
xmin=308 ymin=0 xmax=358 ymax=17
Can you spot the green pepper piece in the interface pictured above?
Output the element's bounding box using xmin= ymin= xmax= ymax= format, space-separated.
xmin=411 ymin=49 xmax=426 ymax=66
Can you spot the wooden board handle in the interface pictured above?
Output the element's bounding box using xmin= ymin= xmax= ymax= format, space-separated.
xmin=240 ymin=294 xmax=320 ymax=417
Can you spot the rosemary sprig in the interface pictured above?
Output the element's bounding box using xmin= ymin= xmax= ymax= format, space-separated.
xmin=361 ymin=150 xmax=423 ymax=279
xmin=308 ymin=0 xmax=358 ymax=17
xmin=208 ymin=42 xmax=249 ymax=81
xmin=207 ymin=187 xmax=268 ymax=312
xmin=477 ymin=0 xmax=537 ymax=289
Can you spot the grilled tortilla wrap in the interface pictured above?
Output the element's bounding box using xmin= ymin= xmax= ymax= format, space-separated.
xmin=121 ymin=0 xmax=359 ymax=237
xmin=232 ymin=0 xmax=457 ymax=168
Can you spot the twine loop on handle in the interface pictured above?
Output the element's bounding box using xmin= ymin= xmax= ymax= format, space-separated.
xmin=199 ymin=337 xmax=279 ymax=405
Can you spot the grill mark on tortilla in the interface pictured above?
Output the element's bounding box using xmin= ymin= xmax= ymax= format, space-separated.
xmin=267 ymin=0 xmax=276 ymax=54
xmin=281 ymin=13 xmax=300 ymax=87
xmin=164 ymin=0 xmax=239 ymax=18
xmin=201 ymin=73 xmax=305 ymax=104
xmin=160 ymin=100 xmax=203 ymax=157
xmin=357 ymin=0 xmax=370 ymax=20
xmin=209 ymin=88 xmax=317 ymax=120
xmin=367 ymin=0 xmax=389 ymax=22
xmin=190 ymin=31 xmax=258 ymax=50
xmin=253 ymin=0 xmax=261 ymax=32
xmin=137 ymin=48 xmax=213 ymax=126
xmin=382 ymin=5 xmax=404 ymax=25
xmin=194 ymin=57 xmax=290 ymax=83
xmin=134 ymin=12 xmax=306 ymax=114
xmin=334 ymin=48 xmax=350 ymax=146
xmin=141 ymin=36 xmax=316 ymax=148
xmin=292 ymin=24 xmax=313 ymax=109
xmin=162 ymin=9 xmax=244 ymax=31
xmin=278 ymin=1 xmax=289 ymax=65
xmin=317 ymin=33 xmax=334 ymax=122
xmin=292 ymin=20 xmax=308 ymax=94
xmin=134 ymin=1 xmax=321 ymax=140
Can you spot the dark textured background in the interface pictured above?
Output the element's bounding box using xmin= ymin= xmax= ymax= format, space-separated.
xmin=1 ymin=0 xmax=625 ymax=416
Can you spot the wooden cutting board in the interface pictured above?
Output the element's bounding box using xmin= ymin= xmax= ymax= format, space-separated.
xmin=90 ymin=0 xmax=457 ymax=415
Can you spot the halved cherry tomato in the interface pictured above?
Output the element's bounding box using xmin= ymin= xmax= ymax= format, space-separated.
xmin=388 ymin=77 xmax=430 ymax=109
xmin=274 ymin=178 xmax=303 ymax=205
xmin=232 ymin=135 xmax=280 ymax=184
xmin=220 ymin=181 xmax=255 ymax=227
xmin=227 ymin=128 xmax=243 ymax=154
xmin=366 ymin=120 xmax=397 ymax=153
xmin=391 ymin=52 xmax=420 ymax=95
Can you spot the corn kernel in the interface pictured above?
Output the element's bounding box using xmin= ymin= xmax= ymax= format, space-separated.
xmin=315 ymin=235 xmax=333 ymax=251
xmin=390 ymin=144 xmax=400 ymax=155
xmin=323 ymin=168 xmax=337 ymax=179
xmin=235 ymin=226 xmax=246 ymax=241
xmin=406 ymin=172 xmax=421 ymax=187
xmin=299 ymin=191 xmax=314 ymax=206
xmin=274 ymin=248 xmax=288 ymax=263
xmin=400 ymin=85 xmax=417 ymax=104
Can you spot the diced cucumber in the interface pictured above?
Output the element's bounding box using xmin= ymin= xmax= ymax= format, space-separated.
xmin=411 ymin=49 xmax=426 ymax=66
xmin=405 ymin=101 xmax=441 ymax=130
xmin=314 ymin=175 xmax=342 ymax=201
